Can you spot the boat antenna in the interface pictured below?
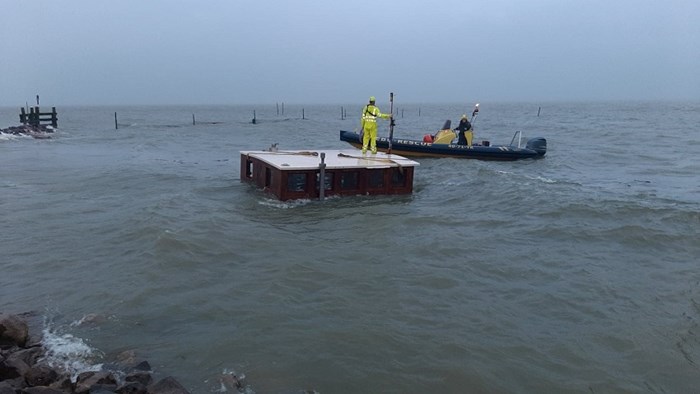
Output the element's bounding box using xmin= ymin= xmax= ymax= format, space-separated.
xmin=388 ymin=92 xmax=395 ymax=154
xmin=470 ymin=103 xmax=480 ymax=126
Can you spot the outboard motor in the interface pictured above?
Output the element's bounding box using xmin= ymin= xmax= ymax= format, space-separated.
xmin=526 ymin=137 xmax=547 ymax=156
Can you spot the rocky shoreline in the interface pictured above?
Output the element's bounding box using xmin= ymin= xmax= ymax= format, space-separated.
xmin=1 ymin=312 xmax=194 ymax=393
xmin=0 ymin=125 xmax=54 ymax=139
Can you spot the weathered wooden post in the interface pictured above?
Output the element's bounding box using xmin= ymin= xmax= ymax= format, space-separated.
xmin=20 ymin=107 xmax=27 ymax=125
xmin=252 ymin=110 xmax=257 ymax=124
xmin=114 ymin=112 xmax=118 ymax=129
xmin=51 ymin=107 xmax=58 ymax=127
xmin=340 ymin=106 xmax=344 ymax=120
xmin=302 ymin=108 xmax=305 ymax=120
xmin=401 ymin=109 xmax=404 ymax=118
xmin=319 ymin=152 xmax=326 ymax=201
xmin=537 ymin=106 xmax=541 ymax=117
xmin=192 ymin=113 xmax=196 ymax=125
xmin=29 ymin=107 xmax=37 ymax=126
xmin=276 ymin=102 xmax=279 ymax=116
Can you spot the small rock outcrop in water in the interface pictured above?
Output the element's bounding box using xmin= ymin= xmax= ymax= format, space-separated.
xmin=0 ymin=312 xmax=190 ymax=393
xmin=0 ymin=125 xmax=54 ymax=139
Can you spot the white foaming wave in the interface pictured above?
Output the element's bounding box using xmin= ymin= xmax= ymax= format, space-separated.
xmin=215 ymin=368 xmax=252 ymax=393
xmin=493 ymin=169 xmax=557 ymax=184
xmin=40 ymin=325 xmax=103 ymax=382
xmin=0 ymin=132 xmax=26 ymax=141
xmin=258 ymin=197 xmax=313 ymax=208
xmin=529 ymin=174 xmax=557 ymax=184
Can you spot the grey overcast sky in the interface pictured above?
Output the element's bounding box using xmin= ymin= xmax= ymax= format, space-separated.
xmin=1 ymin=0 xmax=699 ymax=106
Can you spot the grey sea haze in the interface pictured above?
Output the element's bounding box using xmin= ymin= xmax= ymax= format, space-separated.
xmin=1 ymin=101 xmax=699 ymax=393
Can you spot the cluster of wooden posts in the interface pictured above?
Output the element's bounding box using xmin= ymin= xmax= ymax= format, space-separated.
xmin=16 ymin=102 xmax=497 ymax=131
xmin=19 ymin=106 xmax=58 ymax=128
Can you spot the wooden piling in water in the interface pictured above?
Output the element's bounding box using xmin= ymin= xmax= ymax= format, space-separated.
xmin=114 ymin=112 xmax=118 ymax=129
xmin=193 ymin=114 xmax=196 ymax=125
xmin=252 ymin=110 xmax=257 ymax=124
xmin=319 ymin=153 xmax=326 ymax=201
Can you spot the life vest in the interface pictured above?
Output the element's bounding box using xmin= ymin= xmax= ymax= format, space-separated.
xmin=362 ymin=105 xmax=380 ymax=123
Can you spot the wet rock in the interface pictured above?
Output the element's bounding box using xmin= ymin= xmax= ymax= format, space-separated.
xmin=74 ymin=371 xmax=117 ymax=394
xmin=220 ymin=373 xmax=244 ymax=391
xmin=25 ymin=364 xmax=59 ymax=387
xmin=0 ymin=382 xmax=19 ymax=394
xmin=22 ymin=387 xmax=65 ymax=394
xmin=114 ymin=350 xmax=137 ymax=368
xmin=0 ymin=314 xmax=29 ymax=348
xmin=131 ymin=361 xmax=151 ymax=372
xmin=148 ymin=376 xmax=190 ymax=394
xmin=86 ymin=383 xmax=119 ymax=393
xmin=115 ymin=381 xmax=148 ymax=394
xmin=7 ymin=346 xmax=43 ymax=367
xmin=0 ymin=356 xmax=29 ymax=380
xmin=48 ymin=376 xmax=73 ymax=392
xmin=124 ymin=371 xmax=151 ymax=386
xmin=0 ymin=313 xmax=191 ymax=394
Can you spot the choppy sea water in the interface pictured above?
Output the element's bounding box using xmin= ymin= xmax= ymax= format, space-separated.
xmin=1 ymin=102 xmax=699 ymax=393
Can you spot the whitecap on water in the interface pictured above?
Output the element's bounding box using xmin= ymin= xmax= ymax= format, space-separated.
xmin=257 ymin=197 xmax=313 ymax=209
xmin=493 ymin=169 xmax=557 ymax=184
xmin=211 ymin=368 xmax=251 ymax=393
xmin=40 ymin=322 xmax=103 ymax=382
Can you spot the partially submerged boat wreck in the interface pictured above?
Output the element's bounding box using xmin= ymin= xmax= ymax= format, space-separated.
xmin=240 ymin=148 xmax=420 ymax=201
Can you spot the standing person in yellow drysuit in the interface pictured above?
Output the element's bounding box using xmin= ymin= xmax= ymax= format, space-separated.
xmin=360 ymin=96 xmax=392 ymax=154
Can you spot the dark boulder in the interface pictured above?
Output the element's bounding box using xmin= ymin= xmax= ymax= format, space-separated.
xmin=0 ymin=357 xmax=29 ymax=381
xmin=0 ymin=380 xmax=21 ymax=393
xmin=21 ymin=387 xmax=65 ymax=394
xmin=131 ymin=361 xmax=151 ymax=372
xmin=24 ymin=364 xmax=59 ymax=387
xmin=148 ymin=377 xmax=190 ymax=394
xmin=0 ymin=314 xmax=29 ymax=348
xmin=74 ymin=371 xmax=117 ymax=394
xmin=124 ymin=371 xmax=151 ymax=386
xmin=115 ymin=381 xmax=148 ymax=394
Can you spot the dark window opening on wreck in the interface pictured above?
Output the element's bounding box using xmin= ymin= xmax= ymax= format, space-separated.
xmin=265 ymin=167 xmax=272 ymax=187
xmin=246 ymin=160 xmax=254 ymax=179
xmin=368 ymin=169 xmax=384 ymax=189
xmin=316 ymin=172 xmax=334 ymax=191
xmin=340 ymin=171 xmax=359 ymax=190
xmin=287 ymin=173 xmax=307 ymax=192
xmin=391 ymin=168 xmax=406 ymax=187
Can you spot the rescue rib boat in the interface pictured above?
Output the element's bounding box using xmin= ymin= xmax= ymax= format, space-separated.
xmin=339 ymin=129 xmax=546 ymax=161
